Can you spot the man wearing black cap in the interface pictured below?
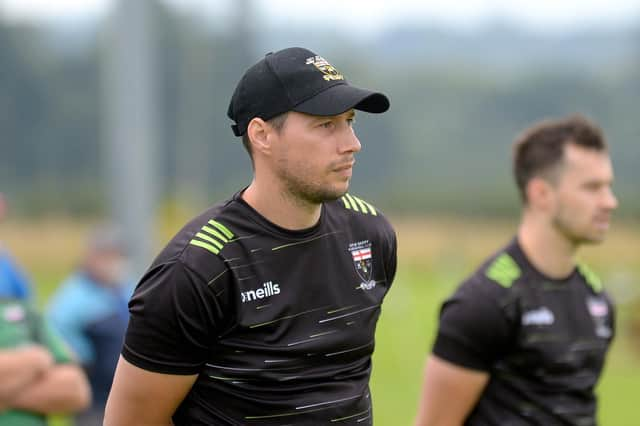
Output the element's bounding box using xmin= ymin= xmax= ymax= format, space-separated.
xmin=105 ymin=47 xmax=396 ymax=425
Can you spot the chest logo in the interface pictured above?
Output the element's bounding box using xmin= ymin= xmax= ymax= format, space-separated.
xmin=522 ymin=306 xmax=555 ymax=326
xmin=586 ymin=297 xmax=608 ymax=317
xmin=241 ymin=281 xmax=280 ymax=303
xmin=586 ymin=296 xmax=612 ymax=338
xmin=349 ymin=240 xmax=375 ymax=290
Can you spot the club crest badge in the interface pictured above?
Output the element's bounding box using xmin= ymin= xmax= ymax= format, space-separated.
xmin=586 ymin=296 xmax=612 ymax=338
xmin=305 ymin=55 xmax=345 ymax=81
xmin=349 ymin=240 xmax=375 ymax=290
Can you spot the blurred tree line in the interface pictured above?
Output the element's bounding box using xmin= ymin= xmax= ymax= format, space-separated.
xmin=0 ymin=2 xmax=638 ymax=218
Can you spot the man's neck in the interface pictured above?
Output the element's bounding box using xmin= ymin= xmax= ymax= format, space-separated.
xmin=517 ymin=214 xmax=578 ymax=279
xmin=242 ymin=181 xmax=322 ymax=230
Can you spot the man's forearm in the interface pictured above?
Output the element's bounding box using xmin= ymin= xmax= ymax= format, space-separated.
xmin=10 ymin=364 xmax=91 ymax=415
xmin=0 ymin=346 xmax=53 ymax=403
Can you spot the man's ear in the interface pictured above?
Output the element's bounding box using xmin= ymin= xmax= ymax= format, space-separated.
xmin=246 ymin=118 xmax=272 ymax=156
xmin=526 ymin=176 xmax=554 ymax=211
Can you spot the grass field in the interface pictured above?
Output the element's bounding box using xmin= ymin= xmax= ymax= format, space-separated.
xmin=3 ymin=217 xmax=639 ymax=425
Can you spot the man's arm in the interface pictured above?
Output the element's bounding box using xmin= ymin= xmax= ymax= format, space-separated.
xmin=0 ymin=345 xmax=53 ymax=406
xmin=414 ymin=355 xmax=489 ymax=426
xmin=9 ymin=363 xmax=91 ymax=414
xmin=104 ymin=356 xmax=199 ymax=426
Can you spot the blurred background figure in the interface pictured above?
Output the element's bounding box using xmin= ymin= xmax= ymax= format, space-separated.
xmin=1 ymin=195 xmax=91 ymax=424
xmin=47 ymin=225 xmax=133 ymax=425
xmin=0 ymin=301 xmax=91 ymax=425
xmin=0 ymin=193 xmax=32 ymax=300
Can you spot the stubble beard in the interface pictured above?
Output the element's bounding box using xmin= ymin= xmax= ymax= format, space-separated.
xmin=551 ymin=207 xmax=605 ymax=247
xmin=278 ymin=161 xmax=348 ymax=206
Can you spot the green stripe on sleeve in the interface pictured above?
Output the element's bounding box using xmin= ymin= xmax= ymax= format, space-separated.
xmin=359 ymin=198 xmax=377 ymax=216
xmin=195 ymin=232 xmax=224 ymax=249
xmin=344 ymin=194 xmax=360 ymax=212
xmin=352 ymin=196 xmax=370 ymax=214
xmin=486 ymin=253 xmax=521 ymax=288
xmin=208 ymin=220 xmax=234 ymax=239
xmin=189 ymin=239 xmax=220 ymax=254
xmin=578 ymin=263 xmax=603 ymax=293
xmin=201 ymin=225 xmax=229 ymax=243
xmin=341 ymin=196 xmax=352 ymax=209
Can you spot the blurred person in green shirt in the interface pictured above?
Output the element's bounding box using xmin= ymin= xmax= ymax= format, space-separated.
xmin=0 ymin=299 xmax=91 ymax=425
xmin=0 ymin=193 xmax=91 ymax=425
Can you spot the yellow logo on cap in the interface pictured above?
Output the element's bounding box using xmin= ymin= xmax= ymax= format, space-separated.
xmin=306 ymin=56 xmax=344 ymax=81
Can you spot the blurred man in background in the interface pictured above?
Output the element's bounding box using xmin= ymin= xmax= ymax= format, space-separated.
xmin=0 ymin=193 xmax=32 ymax=300
xmin=47 ymin=225 xmax=133 ymax=425
xmin=0 ymin=301 xmax=91 ymax=425
xmin=1 ymin=195 xmax=91 ymax=424
xmin=416 ymin=115 xmax=618 ymax=426
xmin=105 ymin=47 xmax=396 ymax=425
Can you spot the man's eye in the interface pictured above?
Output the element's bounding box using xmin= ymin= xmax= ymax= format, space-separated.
xmin=320 ymin=121 xmax=334 ymax=129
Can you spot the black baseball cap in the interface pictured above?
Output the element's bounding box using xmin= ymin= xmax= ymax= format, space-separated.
xmin=227 ymin=47 xmax=390 ymax=136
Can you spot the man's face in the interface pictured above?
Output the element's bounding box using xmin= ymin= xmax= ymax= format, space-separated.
xmin=86 ymin=249 xmax=128 ymax=287
xmin=270 ymin=110 xmax=361 ymax=204
xmin=548 ymin=143 xmax=618 ymax=245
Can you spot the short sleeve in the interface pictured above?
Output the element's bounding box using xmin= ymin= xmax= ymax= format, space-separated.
xmin=384 ymin=229 xmax=397 ymax=286
xmin=432 ymin=279 xmax=513 ymax=372
xmin=122 ymin=260 xmax=227 ymax=375
xmin=605 ymin=291 xmax=616 ymax=340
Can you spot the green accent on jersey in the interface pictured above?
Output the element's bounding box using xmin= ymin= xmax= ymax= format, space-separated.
xmin=354 ymin=196 xmax=371 ymax=214
xmin=201 ymin=225 xmax=229 ymax=243
xmin=195 ymin=232 xmax=224 ymax=249
xmin=271 ymin=232 xmax=341 ymax=252
xmin=189 ymin=239 xmax=220 ymax=255
xmin=208 ymin=219 xmax=234 ymax=239
xmin=340 ymin=194 xmax=378 ymax=216
xmin=577 ymin=262 xmax=603 ymax=293
xmin=190 ymin=219 xmax=236 ymax=255
xmin=352 ymin=195 xmax=369 ymax=214
xmin=344 ymin=194 xmax=360 ymax=212
xmin=340 ymin=196 xmax=352 ymax=210
xmin=331 ymin=408 xmax=371 ymax=422
xmin=486 ymin=253 xmax=521 ymax=288
xmin=354 ymin=195 xmax=377 ymax=216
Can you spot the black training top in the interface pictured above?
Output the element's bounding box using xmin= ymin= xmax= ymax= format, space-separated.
xmin=432 ymin=238 xmax=615 ymax=426
xmin=122 ymin=191 xmax=397 ymax=425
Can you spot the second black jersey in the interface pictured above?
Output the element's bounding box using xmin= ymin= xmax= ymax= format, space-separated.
xmin=432 ymin=238 xmax=615 ymax=426
xmin=122 ymin=191 xmax=397 ymax=425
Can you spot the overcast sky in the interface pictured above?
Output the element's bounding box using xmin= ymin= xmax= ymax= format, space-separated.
xmin=1 ymin=0 xmax=639 ymax=33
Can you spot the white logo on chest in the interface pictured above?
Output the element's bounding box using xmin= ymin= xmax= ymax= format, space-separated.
xmin=522 ymin=306 xmax=555 ymax=326
xmin=241 ymin=281 xmax=280 ymax=303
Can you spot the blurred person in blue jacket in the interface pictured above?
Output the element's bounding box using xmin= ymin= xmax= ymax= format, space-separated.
xmin=47 ymin=225 xmax=134 ymax=424
xmin=0 ymin=193 xmax=32 ymax=300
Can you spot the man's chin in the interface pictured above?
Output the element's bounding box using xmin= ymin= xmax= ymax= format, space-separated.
xmin=576 ymin=233 xmax=608 ymax=245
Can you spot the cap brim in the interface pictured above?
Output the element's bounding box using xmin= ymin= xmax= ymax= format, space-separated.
xmin=293 ymin=84 xmax=390 ymax=116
